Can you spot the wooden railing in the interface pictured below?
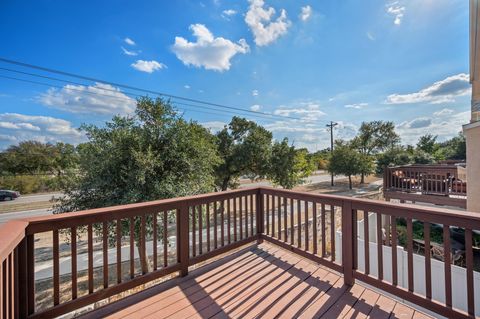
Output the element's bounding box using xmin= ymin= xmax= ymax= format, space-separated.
xmin=384 ymin=165 xmax=467 ymax=208
xmin=0 ymin=187 xmax=479 ymax=318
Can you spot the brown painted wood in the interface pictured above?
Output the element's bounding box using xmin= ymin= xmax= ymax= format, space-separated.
xmin=53 ymin=229 xmax=60 ymax=306
xmin=407 ymin=218 xmax=414 ymax=292
xmin=233 ymin=197 xmax=237 ymax=242
xmin=391 ymin=216 xmax=398 ymax=286
xmin=283 ymin=196 xmax=288 ymax=242
xmin=266 ymin=195 xmax=269 ymax=236
xmin=220 ymin=201 xmax=225 ymax=247
xmin=153 ymin=214 xmax=157 ymax=271
xmin=227 ymin=199 xmax=231 ymax=244
xmin=297 ymin=199 xmax=301 ymax=249
xmin=250 ymin=195 xmax=254 ymax=236
xmin=206 ymin=203 xmax=210 ymax=252
xmin=239 ymin=196 xmax=243 ymax=240
xmin=443 ymin=225 xmax=452 ymax=308
xmin=321 ymin=203 xmax=326 ymax=257
xmin=376 ymin=213 xmax=383 ymax=280
xmin=198 ymin=205 xmax=203 ymax=255
xmin=129 ymin=217 xmax=134 ymax=279
xmin=117 ymin=219 xmax=123 ymax=281
xmin=88 ymin=224 xmax=94 ymax=293
xmin=214 ymin=201 xmax=218 ymax=249
xmin=364 ymin=211 xmax=370 ymax=275
xmin=277 ymin=196 xmax=281 ymax=240
xmin=424 ymin=221 xmax=431 ymax=299
xmin=163 ymin=211 xmax=168 ymax=268
xmin=304 ymin=201 xmax=309 ymax=252
xmin=192 ymin=206 xmax=196 ymax=257
xmin=71 ymin=226 xmax=77 ymax=300
xmin=290 ymin=198 xmax=294 ymax=246
xmin=271 ymin=196 xmax=275 ymax=238
xmin=103 ymin=221 xmax=109 ymax=288
xmin=312 ymin=202 xmax=318 ymax=254
xmin=330 ymin=205 xmax=335 ymax=261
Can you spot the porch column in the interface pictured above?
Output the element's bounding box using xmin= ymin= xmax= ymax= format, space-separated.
xmin=464 ymin=0 xmax=480 ymax=212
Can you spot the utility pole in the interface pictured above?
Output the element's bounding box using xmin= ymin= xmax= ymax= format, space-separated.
xmin=326 ymin=121 xmax=338 ymax=186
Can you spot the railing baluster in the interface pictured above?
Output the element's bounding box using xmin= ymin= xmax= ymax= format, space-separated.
xmin=53 ymin=229 xmax=60 ymax=305
xmin=277 ymin=196 xmax=281 ymax=240
xmin=233 ymin=197 xmax=237 ymax=242
xmin=271 ymin=196 xmax=275 ymax=238
xmin=312 ymin=202 xmax=317 ymax=254
xmin=214 ymin=201 xmax=218 ymax=249
xmin=251 ymin=195 xmax=254 ymax=236
xmin=284 ymin=197 xmax=288 ymax=242
xmin=290 ymin=198 xmax=294 ymax=245
xmin=321 ymin=204 xmax=326 ymax=257
xmin=1 ymin=260 xmax=4 ymax=319
xmin=297 ymin=200 xmax=301 ymax=248
xmin=376 ymin=213 xmax=383 ymax=280
xmin=140 ymin=215 xmax=146 ymax=275
xmin=117 ymin=219 xmax=123 ymax=281
xmin=266 ymin=195 xmax=270 ymax=236
xmin=330 ymin=205 xmax=335 ymax=261
xmin=221 ymin=200 xmax=225 ymax=246
xmin=391 ymin=216 xmax=397 ymax=286
xmin=206 ymin=203 xmax=210 ymax=251
xmin=153 ymin=214 xmax=157 ymax=271
xmin=163 ymin=211 xmax=168 ymax=268
xmin=198 ymin=205 xmax=203 ymax=255
xmin=71 ymin=226 xmax=77 ymax=299
xmin=364 ymin=211 xmax=369 ymax=275
xmin=129 ymin=218 xmax=134 ymax=279
xmin=103 ymin=221 xmax=109 ymax=287
xmin=304 ymin=201 xmax=309 ymax=252
xmin=192 ymin=206 xmax=196 ymax=257
xmin=7 ymin=255 xmax=11 ymax=319
xmin=227 ymin=199 xmax=231 ymax=244
xmin=239 ymin=196 xmax=243 ymax=240
xmin=424 ymin=221 xmax=431 ymax=299
xmin=465 ymin=228 xmax=475 ymax=316
xmin=87 ymin=224 xmax=94 ymax=292
xmin=443 ymin=225 xmax=452 ymax=308
xmin=407 ymin=218 xmax=414 ymax=292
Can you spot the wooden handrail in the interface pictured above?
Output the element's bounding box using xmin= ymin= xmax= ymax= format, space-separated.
xmin=0 ymin=187 xmax=478 ymax=318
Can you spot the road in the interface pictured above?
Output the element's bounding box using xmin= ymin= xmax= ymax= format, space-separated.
xmin=0 ymin=192 xmax=62 ymax=206
xmin=0 ymin=208 xmax=52 ymax=224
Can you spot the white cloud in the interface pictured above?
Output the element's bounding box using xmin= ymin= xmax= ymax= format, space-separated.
xmin=201 ymin=121 xmax=226 ymax=133
xmin=131 ymin=60 xmax=167 ymax=73
xmin=172 ymin=24 xmax=249 ymax=71
xmin=121 ymin=46 xmax=140 ymax=56
xmin=250 ymin=104 xmax=261 ymax=111
xmin=299 ymin=5 xmax=312 ymax=22
xmin=396 ymin=111 xmax=469 ymax=145
xmin=386 ymin=73 xmax=470 ymax=105
xmin=345 ymin=102 xmax=368 ymax=109
xmin=38 ymin=83 xmax=136 ymax=115
xmin=124 ymin=37 xmax=136 ymax=46
xmin=0 ymin=113 xmax=84 ymax=149
xmin=273 ymin=102 xmax=326 ymax=121
xmin=223 ymin=9 xmax=237 ymax=16
xmin=386 ymin=2 xmax=405 ymax=25
xmin=252 ymin=89 xmax=259 ymax=96
xmin=245 ymin=0 xmax=291 ymax=46
xmin=366 ymin=32 xmax=375 ymax=41
xmin=434 ymin=108 xmax=454 ymax=117
xmin=184 ymin=85 xmax=191 ymax=89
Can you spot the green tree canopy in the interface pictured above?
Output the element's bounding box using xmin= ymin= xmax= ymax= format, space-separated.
xmin=268 ymin=138 xmax=315 ymax=189
xmin=352 ymin=121 xmax=400 ymax=183
xmin=328 ymin=141 xmax=372 ymax=189
xmin=214 ymin=116 xmax=272 ymax=190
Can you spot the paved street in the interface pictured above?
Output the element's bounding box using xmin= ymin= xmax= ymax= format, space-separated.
xmin=0 ymin=192 xmax=62 ymax=206
xmin=0 ymin=208 xmax=52 ymax=224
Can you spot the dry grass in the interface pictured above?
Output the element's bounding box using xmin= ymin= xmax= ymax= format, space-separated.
xmin=0 ymin=200 xmax=52 ymax=214
xmin=295 ymin=175 xmax=381 ymax=194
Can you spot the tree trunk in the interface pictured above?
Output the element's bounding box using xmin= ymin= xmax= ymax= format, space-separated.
xmin=360 ymin=172 xmax=365 ymax=184
xmin=137 ymin=242 xmax=151 ymax=274
xmin=221 ymin=177 xmax=229 ymax=191
xmin=348 ymin=175 xmax=352 ymax=189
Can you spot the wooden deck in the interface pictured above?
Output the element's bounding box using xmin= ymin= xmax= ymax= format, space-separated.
xmin=85 ymin=243 xmax=432 ymax=319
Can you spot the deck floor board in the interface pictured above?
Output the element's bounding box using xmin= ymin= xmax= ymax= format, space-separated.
xmin=86 ymin=243 xmax=434 ymax=319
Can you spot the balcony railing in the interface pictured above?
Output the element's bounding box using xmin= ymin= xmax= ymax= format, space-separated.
xmin=384 ymin=165 xmax=467 ymax=208
xmin=0 ymin=187 xmax=479 ymax=318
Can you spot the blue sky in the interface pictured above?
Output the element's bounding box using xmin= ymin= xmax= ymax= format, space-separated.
xmin=0 ymin=0 xmax=471 ymax=151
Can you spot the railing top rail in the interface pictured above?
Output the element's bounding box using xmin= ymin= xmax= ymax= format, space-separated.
xmin=259 ymin=187 xmax=480 ymax=228
xmin=0 ymin=219 xmax=28 ymax=261
xmin=24 ymin=187 xmax=258 ymax=234
xmin=388 ymin=165 xmax=460 ymax=171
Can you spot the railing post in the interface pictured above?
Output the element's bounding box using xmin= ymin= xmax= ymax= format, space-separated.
xmin=177 ymin=203 xmax=190 ymax=277
xmin=256 ymin=189 xmax=264 ymax=243
xmin=16 ymin=237 xmax=28 ymax=319
xmin=341 ymin=200 xmax=355 ymax=286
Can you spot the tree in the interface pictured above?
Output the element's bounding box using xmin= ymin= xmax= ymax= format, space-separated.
xmin=54 ymin=97 xmax=220 ymax=272
xmin=268 ymin=139 xmax=315 ymax=189
xmin=352 ymin=121 xmax=400 ymax=183
xmin=376 ymin=146 xmax=412 ymax=174
xmin=327 ymin=141 xmax=370 ymax=189
xmin=416 ymin=134 xmax=438 ymax=154
xmin=438 ymin=132 xmax=466 ymax=160
xmin=214 ymin=117 xmax=272 ymax=190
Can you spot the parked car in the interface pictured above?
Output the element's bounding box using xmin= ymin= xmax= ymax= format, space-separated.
xmin=0 ymin=190 xmax=20 ymax=201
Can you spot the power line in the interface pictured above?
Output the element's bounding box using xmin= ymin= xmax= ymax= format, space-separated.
xmin=0 ymin=57 xmax=302 ymax=120
xmin=0 ymin=74 xmax=286 ymax=122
